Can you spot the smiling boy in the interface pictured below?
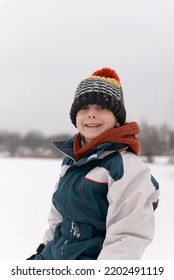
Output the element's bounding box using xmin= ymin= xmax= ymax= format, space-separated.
xmin=76 ymin=104 xmax=120 ymax=144
xmin=28 ymin=67 xmax=159 ymax=260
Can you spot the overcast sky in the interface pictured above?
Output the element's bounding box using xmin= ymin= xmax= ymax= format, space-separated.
xmin=0 ymin=0 xmax=174 ymax=136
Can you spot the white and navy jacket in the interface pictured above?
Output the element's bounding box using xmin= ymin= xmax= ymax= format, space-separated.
xmin=40 ymin=138 xmax=159 ymax=260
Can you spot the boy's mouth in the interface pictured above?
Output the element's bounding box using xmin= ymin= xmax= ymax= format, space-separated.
xmin=85 ymin=123 xmax=102 ymax=128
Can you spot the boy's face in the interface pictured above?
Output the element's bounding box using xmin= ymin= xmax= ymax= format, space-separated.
xmin=76 ymin=104 xmax=118 ymax=144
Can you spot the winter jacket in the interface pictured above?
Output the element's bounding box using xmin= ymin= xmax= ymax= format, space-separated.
xmin=34 ymin=123 xmax=159 ymax=260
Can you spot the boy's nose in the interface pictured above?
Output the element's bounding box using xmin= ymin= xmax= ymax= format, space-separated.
xmin=88 ymin=110 xmax=96 ymax=118
xmin=88 ymin=114 xmax=96 ymax=118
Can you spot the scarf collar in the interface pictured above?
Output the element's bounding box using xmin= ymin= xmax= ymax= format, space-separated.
xmin=74 ymin=122 xmax=140 ymax=161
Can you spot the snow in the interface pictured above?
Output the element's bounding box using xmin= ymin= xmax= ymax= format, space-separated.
xmin=0 ymin=157 xmax=173 ymax=260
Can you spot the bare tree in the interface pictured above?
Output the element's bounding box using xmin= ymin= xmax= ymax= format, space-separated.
xmin=139 ymin=122 xmax=161 ymax=162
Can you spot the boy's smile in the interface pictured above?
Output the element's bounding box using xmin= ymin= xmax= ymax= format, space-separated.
xmin=85 ymin=123 xmax=102 ymax=128
xmin=76 ymin=104 xmax=118 ymax=144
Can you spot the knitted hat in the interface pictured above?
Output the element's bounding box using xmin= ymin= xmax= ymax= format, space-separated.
xmin=70 ymin=67 xmax=126 ymax=126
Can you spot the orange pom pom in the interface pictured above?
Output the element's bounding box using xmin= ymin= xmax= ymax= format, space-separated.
xmin=92 ymin=67 xmax=120 ymax=82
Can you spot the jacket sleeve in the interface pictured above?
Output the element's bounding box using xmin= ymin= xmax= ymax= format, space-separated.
xmin=42 ymin=181 xmax=63 ymax=245
xmin=97 ymin=152 xmax=159 ymax=260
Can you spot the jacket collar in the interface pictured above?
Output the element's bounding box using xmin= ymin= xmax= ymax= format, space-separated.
xmin=52 ymin=138 xmax=127 ymax=162
xmin=52 ymin=137 xmax=75 ymax=160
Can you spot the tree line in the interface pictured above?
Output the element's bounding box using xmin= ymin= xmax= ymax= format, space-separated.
xmin=139 ymin=122 xmax=174 ymax=162
xmin=0 ymin=122 xmax=174 ymax=162
xmin=0 ymin=131 xmax=70 ymax=158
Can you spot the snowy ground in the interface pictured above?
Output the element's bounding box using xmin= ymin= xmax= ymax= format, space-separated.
xmin=0 ymin=156 xmax=173 ymax=260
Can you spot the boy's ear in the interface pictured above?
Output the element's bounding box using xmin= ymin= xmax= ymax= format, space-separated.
xmin=115 ymin=122 xmax=120 ymax=128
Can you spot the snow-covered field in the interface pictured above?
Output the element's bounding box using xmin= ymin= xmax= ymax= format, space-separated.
xmin=0 ymin=156 xmax=173 ymax=260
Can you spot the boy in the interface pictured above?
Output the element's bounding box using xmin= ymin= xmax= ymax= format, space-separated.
xmin=28 ymin=67 xmax=159 ymax=260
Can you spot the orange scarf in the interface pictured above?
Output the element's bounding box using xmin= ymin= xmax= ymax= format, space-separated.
xmin=74 ymin=122 xmax=141 ymax=161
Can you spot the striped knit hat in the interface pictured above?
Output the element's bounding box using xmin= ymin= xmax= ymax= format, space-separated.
xmin=70 ymin=67 xmax=126 ymax=126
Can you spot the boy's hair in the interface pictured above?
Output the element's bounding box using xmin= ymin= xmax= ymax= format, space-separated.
xmin=70 ymin=67 xmax=126 ymax=126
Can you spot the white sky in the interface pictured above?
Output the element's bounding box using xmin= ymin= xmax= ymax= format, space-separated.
xmin=0 ymin=0 xmax=174 ymax=135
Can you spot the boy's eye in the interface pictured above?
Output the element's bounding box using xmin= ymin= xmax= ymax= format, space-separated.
xmin=81 ymin=106 xmax=88 ymax=110
xmin=80 ymin=105 xmax=106 ymax=111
